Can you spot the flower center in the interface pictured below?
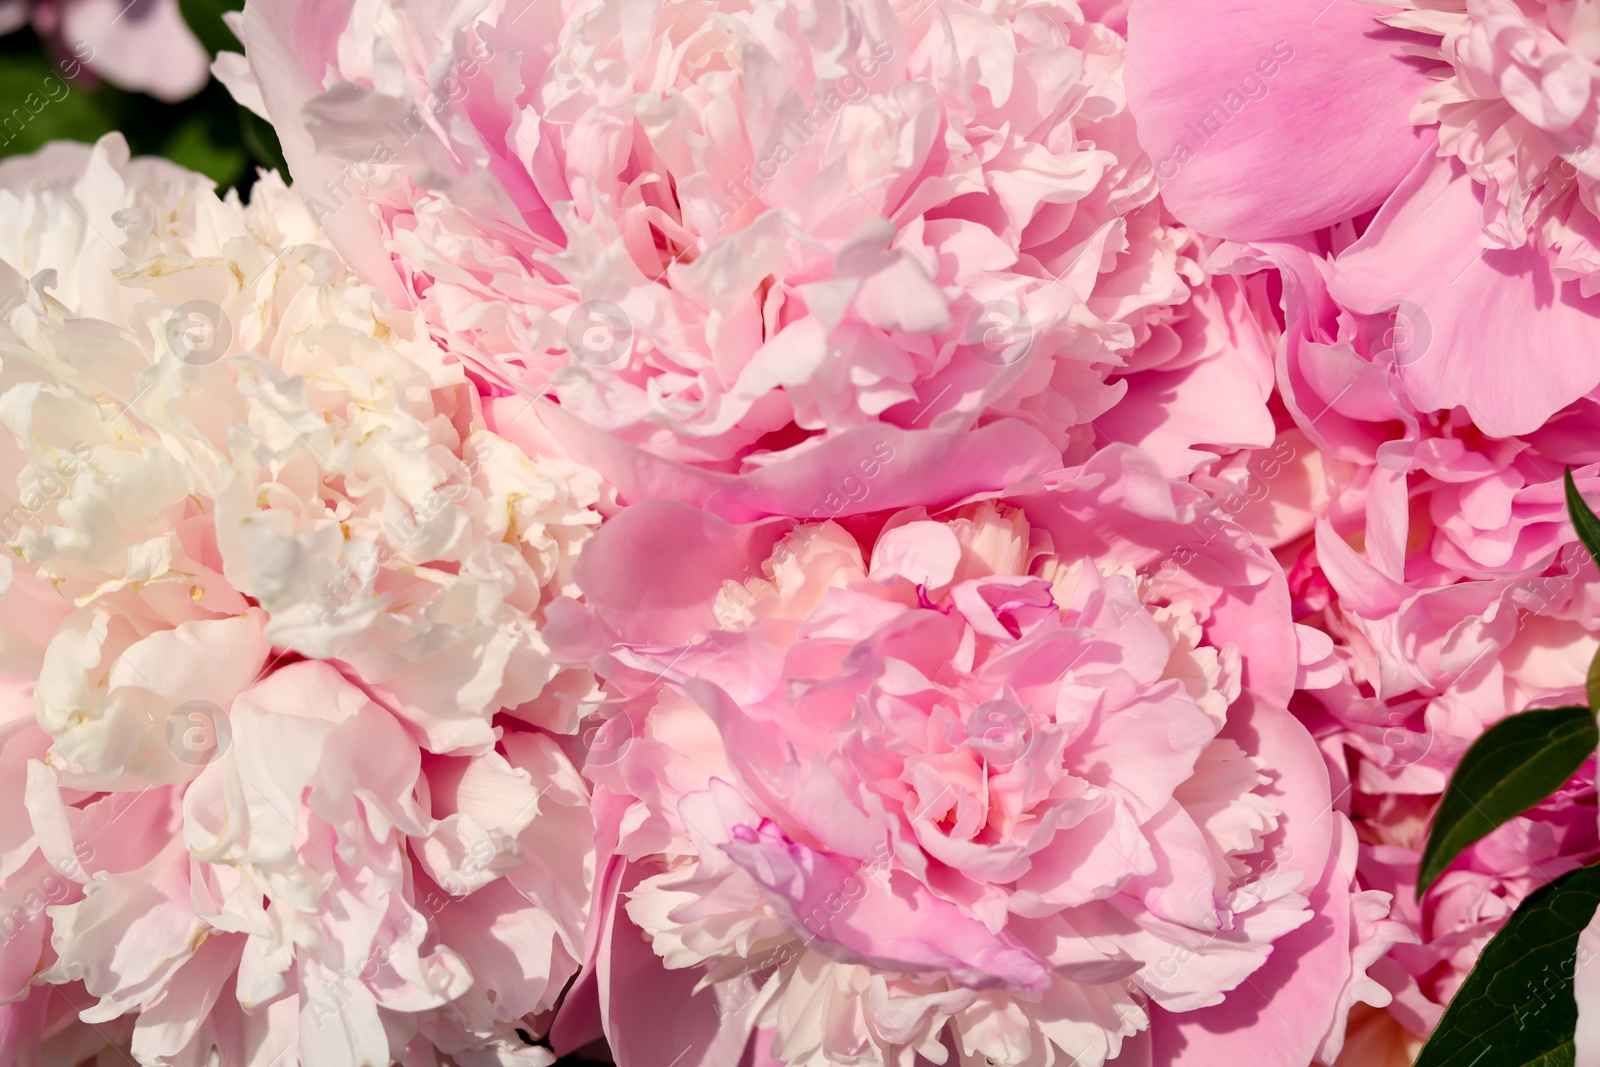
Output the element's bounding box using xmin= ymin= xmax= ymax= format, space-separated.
xmin=1383 ymin=0 xmax=1600 ymax=272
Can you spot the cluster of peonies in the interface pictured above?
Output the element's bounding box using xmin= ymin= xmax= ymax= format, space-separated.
xmin=0 ymin=0 xmax=1595 ymax=1066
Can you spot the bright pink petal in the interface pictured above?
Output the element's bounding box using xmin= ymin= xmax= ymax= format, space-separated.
xmin=571 ymin=499 xmax=773 ymax=647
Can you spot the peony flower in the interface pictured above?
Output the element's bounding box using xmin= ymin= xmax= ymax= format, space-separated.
xmin=549 ymin=445 xmax=1395 ymax=1067
xmin=0 ymin=0 xmax=210 ymax=102
xmin=214 ymin=0 xmax=1275 ymax=505
xmin=0 ymin=134 xmax=605 ymax=758
xmin=0 ymin=134 xmax=602 ymax=1066
xmin=1124 ymin=0 xmax=1600 ymax=438
xmin=1180 ymin=228 xmax=1600 ymax=1063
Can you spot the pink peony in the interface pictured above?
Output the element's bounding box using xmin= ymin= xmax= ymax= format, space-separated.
xmin=1183 ymin=227 xmax=1600 ymax=1063
xmin=0 ymin=135 xmax=601 ymax=1066
xmin=214 ymin=0 xmax=1275 ymax=504
xmin=0 ymin=0 xmax=210 ymax=102
xmin=547 ymin=445 xmax=1396 ymax=1067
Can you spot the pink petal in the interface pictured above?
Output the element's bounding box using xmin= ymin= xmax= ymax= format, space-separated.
xmin=1126 ymin=0 xmax=1432 ymax=238
xmin=1153 ymin=692 xmax=1344 ymax=1066
xmin=719 ymin=819 xmax=1051 ymax=992
xmin=509 ymin=399 xmax=1062 ymax=524
xmin=1331 ymin=154 xmax=1600 ymax=436
xmin=61 ymin=0 xmax=210 ymax=102
xmin=571 ymin=499 xmax=773 ymax=647
xmin=229 ymin=0 xmax=409 ymax=307
xmin=600 ymin=862 xmax=754 ymax=1067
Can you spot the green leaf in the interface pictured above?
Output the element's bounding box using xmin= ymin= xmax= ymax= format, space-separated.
xmin=178 ymin=0 xmax=246 ymax=57
xmin=1581 ymin=471 xmax=1600 ymax=713
xmin=1414 ymin=862 xmax=1600 ymax=1067
xmin=1588 ymin=645 xmax=1600 ymax=713
xmin=1418 ymin=706 xmax=1598 ymax=897
xmin=1566 ymin=469 xmax=1600 ymax=566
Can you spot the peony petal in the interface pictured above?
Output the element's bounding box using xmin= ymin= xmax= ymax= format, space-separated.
xmin=1331 ymin=154 xmax=1600 ymax=436
xmin=1153 ymin=692 xmax=1343 ymax=1066
xmin=514 ymin=399 xmax=1062 ymax=524
xmin=60 ymin=0 xmax=210 ymax=103
xmin=1126 ymin=0 xmax=1432 ymax=239
xmin=601 ymin=862 xmax=754 ymax=1067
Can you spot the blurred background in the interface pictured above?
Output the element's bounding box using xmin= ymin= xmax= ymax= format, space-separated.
xmin=0 ymin=0 xmax=283 ymax=193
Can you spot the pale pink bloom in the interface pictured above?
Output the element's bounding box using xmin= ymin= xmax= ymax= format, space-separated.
xmin=0 ymin=135 xmax=604 ymax=761
xmin=550 ymin=445 xmax=1392 ymax=1067
xmin=16 ymin=659 xmax=593 ymax=1067
xmin=215 ymin=0 xmax=1274 ymax=496
xmin=0 ymin=0 xmax=210 ymax=102
xmin=0 ymin=136 xmax=601 ymax=1065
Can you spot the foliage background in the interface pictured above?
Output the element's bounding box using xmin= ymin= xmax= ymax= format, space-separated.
xmin=0 ymin=0 xmax=283 ymax=194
